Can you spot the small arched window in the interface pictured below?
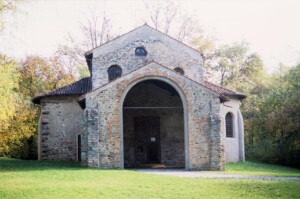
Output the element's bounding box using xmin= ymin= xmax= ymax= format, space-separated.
xmin=174 ymin=67 xmax=184 ymax=75
xmin=225 ymin=113 xmax=233 ymax=138
xmin=135 ymin=47 xmax=147 ymax=56
xmin=108 ymin=65 xmax=122 ymax=81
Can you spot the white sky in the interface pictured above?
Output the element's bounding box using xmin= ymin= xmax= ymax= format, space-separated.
xmin=1 ymin=0 xmax=300 ymax=73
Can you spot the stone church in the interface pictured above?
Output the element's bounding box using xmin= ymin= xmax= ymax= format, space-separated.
xmin=33 ymin=24 xmax=246 ymax=170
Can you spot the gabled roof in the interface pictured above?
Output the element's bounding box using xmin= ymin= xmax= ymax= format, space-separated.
xmin=85 ymin=24 xmax=202 ymax=60
xmin=32 ymin=64 xmax=245 ymax=105
xmin=32 ymin=77 xmax=92 ymax=104
xmin=204 ymin=81 xmax=246 ymax=99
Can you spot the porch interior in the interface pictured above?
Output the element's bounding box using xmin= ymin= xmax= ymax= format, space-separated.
xmin=123 ymin=80 xmax=185 ymax=169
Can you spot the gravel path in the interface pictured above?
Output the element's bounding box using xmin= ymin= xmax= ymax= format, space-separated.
xmin=136 ymin=169 xmax=300 ymax=181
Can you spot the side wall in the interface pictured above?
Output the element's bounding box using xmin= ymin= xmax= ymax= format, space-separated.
xmin=38 ymin=96 xmax=83 ymax=161
xmin=220 ymin=98 xmax=245 ymax=162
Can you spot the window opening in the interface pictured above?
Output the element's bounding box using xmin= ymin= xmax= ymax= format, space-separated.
xmin=174 ymin=67 xmax=184 ymax=75
xmin=135 ymin=47 xmax=147 ymax=56
xmin=225 ymin=113 xmax=233 ymax=137
xmin=108 ymin=65 xmax=122 ymax=81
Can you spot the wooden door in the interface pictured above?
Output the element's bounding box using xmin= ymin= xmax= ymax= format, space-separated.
xmin=134 ymin=117 xmax=160 ymax=165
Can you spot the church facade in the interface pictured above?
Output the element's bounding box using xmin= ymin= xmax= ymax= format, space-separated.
xmin=33 ymin=25 xmax=245 ymax=170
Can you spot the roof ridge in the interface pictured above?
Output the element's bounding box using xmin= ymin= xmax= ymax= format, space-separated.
xmin=85 ymin=24 xmax=147 ymax=56
xmin=85 ymin=24 xmax=201 ymax=56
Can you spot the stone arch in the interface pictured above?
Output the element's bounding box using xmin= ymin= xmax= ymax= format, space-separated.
xmin=119 ymin=76 xmax=189 ymax=169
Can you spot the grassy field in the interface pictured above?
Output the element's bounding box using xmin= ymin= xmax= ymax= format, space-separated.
xmin=0 ymin=158 xmax=299 ymax=199
xmin=225 ymin=161 xmax=300 ymax=177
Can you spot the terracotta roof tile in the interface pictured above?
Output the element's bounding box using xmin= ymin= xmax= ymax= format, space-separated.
xmin=33 ymin=76 xmax=245 ymax=104
xmin=32 ymin=77 xmax=92 ymax=104
xmin=203 ymin=81 xmax=246 ymax=99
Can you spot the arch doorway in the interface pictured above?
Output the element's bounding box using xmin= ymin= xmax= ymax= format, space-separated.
xmin=122 ymin=79 xmax=185 ymax=168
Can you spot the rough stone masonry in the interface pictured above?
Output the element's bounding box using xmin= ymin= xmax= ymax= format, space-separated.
xmin=33 ymin=24 xmax=246 ymax=170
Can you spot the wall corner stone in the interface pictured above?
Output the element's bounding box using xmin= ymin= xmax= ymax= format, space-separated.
xmin=82 ymin=108 xmax=100 ymax=167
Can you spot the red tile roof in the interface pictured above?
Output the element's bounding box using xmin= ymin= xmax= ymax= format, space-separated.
xmin=32 ymin=77 xmax=92 ymax=104
xmin=32 ymin=77 xmax=245 ymax=104
xmin=203 ymin=81 xmax=246 ymax=99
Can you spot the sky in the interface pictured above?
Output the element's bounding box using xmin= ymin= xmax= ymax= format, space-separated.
xmin=1 ymin=0 xmax=300 ymax=73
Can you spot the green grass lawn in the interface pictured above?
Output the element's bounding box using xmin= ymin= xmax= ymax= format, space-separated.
xmin=0 ymin=158 xmax=299 ymax=199
xmin=225 ymin=161 xmax=300 ymax=177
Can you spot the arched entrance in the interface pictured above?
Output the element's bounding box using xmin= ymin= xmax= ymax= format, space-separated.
xmin=121 ymin=78 xmax=187 ymax=168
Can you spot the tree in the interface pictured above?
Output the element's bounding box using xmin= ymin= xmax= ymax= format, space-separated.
xmin=55 ymin=6 xmax=116 ymax=79
xmin=0 ymin=102 xmax=37 ymax=158
xmin=0 ymin=54 xmax=19 ymax=130
xmin=244 ymin=63 xmax=300 ymax=167
xmin=54 ymin=38 xmax=88 ymax=79
xmin=143 ymin=0 xmax=204 ymax=43
xmin=144 ymin=0 xmax=177 ymax=34
xmin=194 ymin=42 xmax=264 ymax=89
xmin=80 ymin=8 xmax=114 ymax=49
xmin=0 ymin=55 xmax=37 ymax=158
xmin=18 ymin=55 xmax=75 ymax=98
xmin=0 ymin=0 xmax=19 ymax=31
xmin=0 ymin=55 xmax=76 ymax=158
xmin=0 ymin=0 xmax=20 ymax=126
xmin=192 ymin=37 xmax=300 ymax=167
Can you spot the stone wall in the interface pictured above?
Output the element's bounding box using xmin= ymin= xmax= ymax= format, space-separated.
xmin=39 ymin=96 xmax=82 ymax=161
xmin=81 ymin=108 xmax=99 ymax=167
xmin=83 ymin=62 xmax=224 ymax=170
xmin=92 ymin=26 xmax=203 ymax=88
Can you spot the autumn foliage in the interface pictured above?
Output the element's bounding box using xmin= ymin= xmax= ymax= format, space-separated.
xmin=0 ymin=54 xmax=76 ymax=158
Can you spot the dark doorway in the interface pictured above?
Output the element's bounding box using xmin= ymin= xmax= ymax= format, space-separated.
xmin=123 ymin=80 xmax=185 ymax=168
xmin=134 ymin=116 xmax=160 ymax=165
xmin=77 ymin=134 xmax=81 ymax=162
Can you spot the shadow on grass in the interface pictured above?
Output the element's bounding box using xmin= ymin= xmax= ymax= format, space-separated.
xmin=0 ymin=158 xmax=139 ymax=175
xmin=0 ymin=158 xmax=83 ymax=172
xmin=0 ymin=158 xmax=161 ymax=179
